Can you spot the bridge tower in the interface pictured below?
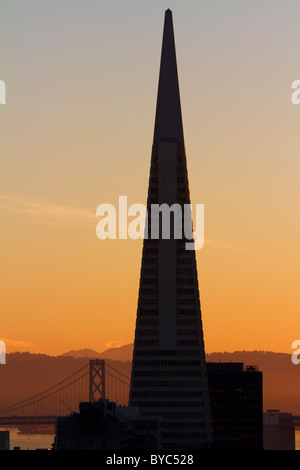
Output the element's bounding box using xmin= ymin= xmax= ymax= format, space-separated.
xmin=89 ymin=359 xmax=106 ymax=402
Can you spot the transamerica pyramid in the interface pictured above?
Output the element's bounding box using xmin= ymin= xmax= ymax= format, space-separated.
xmin=129 ymin=9 xmax=213 ymax=449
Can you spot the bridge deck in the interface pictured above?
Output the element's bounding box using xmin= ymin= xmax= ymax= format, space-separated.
xmin=0 ymin=416 xmax=57 ymax=425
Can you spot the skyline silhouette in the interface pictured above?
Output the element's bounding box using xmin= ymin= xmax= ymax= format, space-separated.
xmin=1 ymin=2 xmax=299 ymax=452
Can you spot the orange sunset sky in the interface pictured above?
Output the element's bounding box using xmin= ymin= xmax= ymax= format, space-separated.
xmin=1 ymin=1 xmax=300 ymax=356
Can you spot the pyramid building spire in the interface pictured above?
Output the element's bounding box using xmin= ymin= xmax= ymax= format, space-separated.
xmin=129 ymin=10 xmax=212 ymax=449
xmin=153 ymin=9 xmax=184 ymax=144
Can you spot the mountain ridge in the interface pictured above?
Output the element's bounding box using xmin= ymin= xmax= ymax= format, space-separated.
xmin=61 ymin=343 xmax=133 ymax=361
xmin=1 ymin=350 xmax=299 ymax=414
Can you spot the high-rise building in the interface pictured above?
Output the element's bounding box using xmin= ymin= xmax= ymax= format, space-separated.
xmin=207 ymin=363 xmax=263 ymax=449
xmin=129 ymin=9 xmax=213 ymax=450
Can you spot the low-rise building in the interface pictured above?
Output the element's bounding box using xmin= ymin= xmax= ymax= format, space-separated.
xmin=263 ymin=410 xmax=295 ymax=450
xmin=0 ymin=431 xmax=9 ymax=451
xmin=53 ymin=400 xmax=160 ymax=450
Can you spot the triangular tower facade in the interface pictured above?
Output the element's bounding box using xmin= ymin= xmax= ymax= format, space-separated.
xmin=129 ymin=9 xmax=213 ymax=449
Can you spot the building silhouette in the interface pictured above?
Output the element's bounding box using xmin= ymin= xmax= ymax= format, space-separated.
xmin=129 ymin=9 xmax=213 ymax=449
xmin=263 ymin=410 xmax=295 ymax=450
xmin=54 ymin=400 xmax=161 ymax=450
xmin=207 ymin=362 xmax=263 ymax=449
xmin=0 ymin=431 xmax=9 ymax=451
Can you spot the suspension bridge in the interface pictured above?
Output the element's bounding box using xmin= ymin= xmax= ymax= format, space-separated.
xmin=1 ymin=360 xmax=300 ymax=429
xmin=0 ymin=360 xmax=130 ymax=426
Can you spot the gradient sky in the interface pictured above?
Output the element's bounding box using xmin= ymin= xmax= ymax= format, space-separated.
xmin=1 ymin=0 xmax=300 ymax=356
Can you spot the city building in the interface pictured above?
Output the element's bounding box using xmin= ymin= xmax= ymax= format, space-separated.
xmin=53 ymin=400 xmax=160 ymax=450
xmin=0 ymin=430 xmax=9 ymax=451
xmin=207 ymin=362 xmax=263 ymax=449
xmin=263 ymin=410 xmax=295 ymax=450
xmin=129 ymin=9 xmax=213 ymax=449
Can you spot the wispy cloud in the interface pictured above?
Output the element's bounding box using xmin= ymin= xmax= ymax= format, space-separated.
xmin=0 ymin=337 xmax=36 ymax=353
xmin=204 ymin=239 xmax=244 ymax=250
xmin=103 ymin=340 xmax=126 ymax=350
xmin=0 ymin=195 xmax=96 ymax=224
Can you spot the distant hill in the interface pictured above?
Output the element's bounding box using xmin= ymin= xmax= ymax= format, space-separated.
xmin=62 ymin=348 xmax=102 ymax=359
xmin=99 ymin=344 xmax=133 ymax=362
xmin=62 ymin=344 xmax=133 ymax=362
xmin=0 ymin=350 xmax=299 ymax=414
